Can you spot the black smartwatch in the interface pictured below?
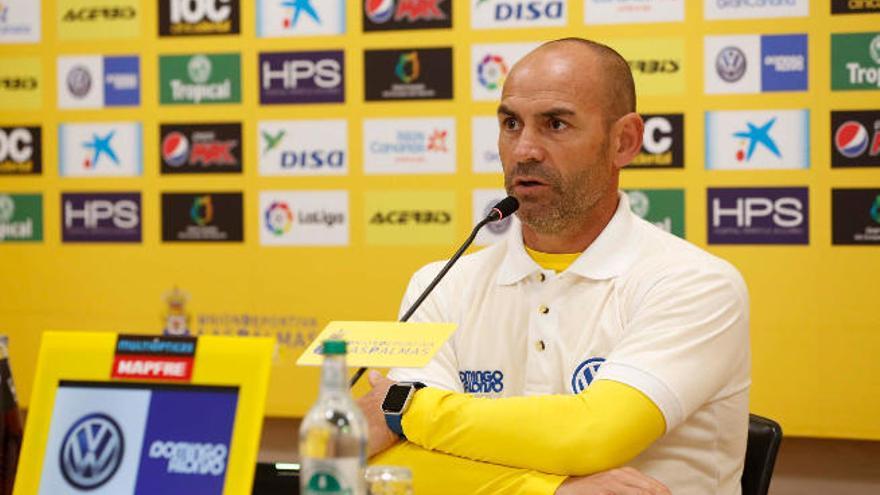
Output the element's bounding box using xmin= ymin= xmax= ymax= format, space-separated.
xmin=381 ymin=382 xmax=426 ymax=439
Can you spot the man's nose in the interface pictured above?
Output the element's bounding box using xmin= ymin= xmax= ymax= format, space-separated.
xmin=512 ymin=126 xmax=546 ymax=164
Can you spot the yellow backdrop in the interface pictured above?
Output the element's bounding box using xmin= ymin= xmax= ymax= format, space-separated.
xmin=0 ymin=1 xmax=878 ymax=440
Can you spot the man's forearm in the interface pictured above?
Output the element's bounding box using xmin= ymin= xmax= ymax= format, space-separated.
xmin=401 ymin=379 xmax=666 ymax=476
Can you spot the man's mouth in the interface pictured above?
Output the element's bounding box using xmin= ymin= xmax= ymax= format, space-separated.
xmin=512 ymin=177 xmax=549 ymax=190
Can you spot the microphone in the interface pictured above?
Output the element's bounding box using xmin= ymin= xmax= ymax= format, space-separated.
xmin=349 ymin=196 xmax=519 ymax=387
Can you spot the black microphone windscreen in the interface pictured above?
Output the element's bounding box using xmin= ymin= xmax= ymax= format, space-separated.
xmin=489 ymin=196 xmax=519 ymax=221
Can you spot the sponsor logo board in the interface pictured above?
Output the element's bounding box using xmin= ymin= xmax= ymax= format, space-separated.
xmin=612 ymin=37 xmax=685 ymax=95
xmin=705 ymin=34 xmax=808 ymax=94
xmin=471 ymin=42 xmax=539 ymax=101
xmin=258 ymin=119 xmax=348 ymax=176
xmin=832 ymin=110 xmax=880 ymax=168
xmin=159 ymin=0 xmax=240 ymax=36
xmin=0 ymin=193 xmax=42 ymax=242
xmin=62 ymin=192 xmax=142 ymax=243
xmin=705 ymin=109 xmax=809 ymax=170
xmin=624 ymin=189 xmax=685 ymax=238
xmin=363 ymin=117 xmax=456 ymax=174
xmin=0 ymin=0 xmax=41 ymax=43
xmin=259 ymin=190 xmax=349 ymax=246
xmin=257 ymin=0 xmax=344 ymax=37
xmin=363 ymin=0 xmax=451 ymax=32
xmin=364 ymin=47 xmax=453 ymax=101
xmin=0 ymin=126 xmax=41 ymax=174
xmin=707 ymin=187 xmax=809 ymax=245
xmin=112 ymin=335 xmax=197 ymax=381
xmin=59 ymin=122 xmax=142 ymax=177
xmin=832 ymin=32 xmax=880 ymax=91
xmin=160 ymin=123 xmax=242 ymax=174
xmin=584 ymin=0 xmax=684 ymax=25
xmin=159 ymin=53 xmax=241 ymax=105
xmin=259 ymin=50 xmax=344 ymax=104
xmin=57 ymin=0 xmax=140 ymax=40
xmin=630 ymin=114 xmax=684 ymax=168
xmin=161 ymin=192 xmax=243 ymax=242
xmin=472 ymin=0 xmax=566 ymax=29
xmin=0 ymin=56 xmax=41 ymax=110
xmin=57 ymin=55 xmax=140 ymax=108
xmin=832 ymin=188 xmax=880 ymax=245
xmin=365 ymin=190 xmax=455 ymax=245
xmin=472 ymin=116 xmax=501 ymax=173
xmin=832 ymin=0 xmax=880 ymax=14
xmin=473 ymin=189 xmax=517 ymax=246
xmin=704 ymin=0 xmax=808 ymax=19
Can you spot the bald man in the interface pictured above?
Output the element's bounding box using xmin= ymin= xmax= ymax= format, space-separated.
xmin=358 ymin=38 xmax=750 ymax=495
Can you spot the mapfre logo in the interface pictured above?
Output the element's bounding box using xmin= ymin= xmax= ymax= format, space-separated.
xmin=0 ymin=126 xmax=41 ymax=174
xmin=160 ymin=0 xmax=240 ymax=36
xmin=365 ymin=190 xmax=456 ymax=245
xmin=630 ymin=114 xmax=684 ymax=168
xmin=472 ymin=0 xmax=566 ymax=29
xmin=60 ymin=413 xmax=125 ymax=490
xmin=364 ymin=0 xmax=451 ymax=31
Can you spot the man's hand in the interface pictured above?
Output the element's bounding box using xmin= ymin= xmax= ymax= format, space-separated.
xmin=356 ymin=370 xmax=400 ymax=458
xmin=555 ymin=467 xmax=671 ymax=495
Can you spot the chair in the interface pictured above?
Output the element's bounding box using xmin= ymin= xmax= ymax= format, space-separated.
xmin=741 ymin=414 xmax=783 ymax=495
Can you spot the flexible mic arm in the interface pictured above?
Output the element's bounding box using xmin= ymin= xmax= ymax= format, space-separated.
xmin=349 ymin=197 xmax=519 ymax=388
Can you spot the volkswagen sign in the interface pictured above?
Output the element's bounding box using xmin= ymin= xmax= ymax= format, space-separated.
xmin=716 ymin=46 xmax=747 ymax=83
xmin=59 ymin=413 xmax=125 ymax=490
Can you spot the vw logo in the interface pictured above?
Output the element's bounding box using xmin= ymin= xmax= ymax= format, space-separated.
xmin=716 ymin=46 xmax=747 ymax=83
xmin=571 ymin=357 xmax=606 ymax=394
xmin=59 ymin=413 xmax=125 ymax=490
xmin=66 ymin=65 xmax=92 ymax=98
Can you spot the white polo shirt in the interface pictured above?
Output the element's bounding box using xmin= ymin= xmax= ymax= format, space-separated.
xmin=389 ymin=192 xmax=751 ymax=495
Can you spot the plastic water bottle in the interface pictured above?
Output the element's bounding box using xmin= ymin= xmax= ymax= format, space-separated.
xmin=299 ymin=340 xmax=367 ymax=495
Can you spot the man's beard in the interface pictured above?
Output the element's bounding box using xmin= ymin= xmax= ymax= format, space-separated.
xmin=504 ymin=156 xmax=610 ymax=235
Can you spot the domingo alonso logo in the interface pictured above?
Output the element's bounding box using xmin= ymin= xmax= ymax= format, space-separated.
xmin=60 ymin=413 xmax=125 ymax=490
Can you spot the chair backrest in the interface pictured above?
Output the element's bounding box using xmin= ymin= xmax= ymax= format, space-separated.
xmin=741 ymin=414 xmax=783 ymax=495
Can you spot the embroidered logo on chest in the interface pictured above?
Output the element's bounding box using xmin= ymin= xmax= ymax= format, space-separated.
xmin=571 ymin=357 xmax=605 ymax=394
xmin=459 ymin=369 xmax=504 ymax=394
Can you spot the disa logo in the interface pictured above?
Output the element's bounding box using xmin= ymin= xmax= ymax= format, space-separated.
xmin=472 ymin=0 xmax=565 ymax=29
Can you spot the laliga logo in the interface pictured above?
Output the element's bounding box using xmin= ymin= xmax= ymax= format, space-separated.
xmin=265 ymin=201 xmax=294 ymax=236
xmin=59 ymin=413 xmax=125 ymax=490
xmin=478 ymin=54 xmax=508 ymax=90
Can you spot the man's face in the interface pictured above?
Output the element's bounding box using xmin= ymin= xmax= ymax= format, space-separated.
xmin=497 ymin=47 xmax=617 ymax=235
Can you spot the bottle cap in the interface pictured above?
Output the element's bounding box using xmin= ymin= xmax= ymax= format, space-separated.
xmin=322 ymin=340 xmax=347 ymax=355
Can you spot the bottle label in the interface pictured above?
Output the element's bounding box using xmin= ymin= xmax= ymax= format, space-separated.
xmin=301 ymin=458 xmax=364 ymax=495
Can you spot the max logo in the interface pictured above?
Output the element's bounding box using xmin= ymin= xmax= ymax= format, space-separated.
xmin=571 ymin=357 xmax=605 ymax=394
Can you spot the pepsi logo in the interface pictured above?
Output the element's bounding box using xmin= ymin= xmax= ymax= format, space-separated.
xmin=835 ymin=121 xmax=869 ymax=158
xmin=365 ymin=0 xmax=395 ymax=23
xmin=162 ymin=132 xmax=190 ymax=167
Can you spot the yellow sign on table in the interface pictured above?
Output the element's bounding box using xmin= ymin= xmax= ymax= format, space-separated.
xmin=296 ymin=321 xmax=457 ymax=368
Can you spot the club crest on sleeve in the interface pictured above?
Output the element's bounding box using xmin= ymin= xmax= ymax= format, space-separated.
xmin=571 ymin=357 xmax=605 ymax=394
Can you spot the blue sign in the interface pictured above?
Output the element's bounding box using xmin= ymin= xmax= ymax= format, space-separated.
xmin=761 ymin=34 xmax=808 ymax=92
xmin=104 ymin=56 xmax=141 ymax=106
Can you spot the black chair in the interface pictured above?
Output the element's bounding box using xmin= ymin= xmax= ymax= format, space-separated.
xmin=741 ymin=414 xmax=783 ymax=495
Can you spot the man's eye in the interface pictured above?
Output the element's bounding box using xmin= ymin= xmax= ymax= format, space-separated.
xmin=549 ymin=119 xmax=567 ymax=130
xmin=503 ymin=118 xmax=519 ymax=130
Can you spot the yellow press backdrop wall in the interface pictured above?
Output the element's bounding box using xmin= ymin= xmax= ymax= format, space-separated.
xmin=0 ymin=1 xmax=878 ymax=439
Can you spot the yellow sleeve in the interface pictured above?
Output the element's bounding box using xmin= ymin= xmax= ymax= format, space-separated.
xmin=371 ymin=441 xmax=565 ymax=495
xmin=401 ymin=379 xmax=666 ymax=476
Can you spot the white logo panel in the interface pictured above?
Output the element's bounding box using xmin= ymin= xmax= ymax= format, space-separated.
xmin=704 ymin=35 xmax=761 ymax=94
xmin=0 ymin=0 xmax=41 ymax=43
xmin=363 ymin=117 xmax=456 ymax=175
xmin=259 ymin=190 xmax=349 ymax=246
xmin=471 ymin=43 xmax=539 ymax=102
xmin=258 ymin=119 xmax=348 ymax=176
xmin=39 ymin=387 xmax=151 ymax=495
xmin=256 ymin=0 xmax=345 ymax=37
xmin=705 ymin=109 xmax=810 ymax=170
xmin=473 ymin=189 xmax=518 ymax=246
xmin=704 ymin=0 xmax=808 ymax=20
xmin=57 ymin=56 xmax=103 ymax=108
xmin=584 ymin=0 xmax=684 ymax=25
xmin=59 ymin=122 xmax=143 ymax=177
xmin=472 ymin=116 xmax=502 ymax=173
xmin=472 ymin=0 xmax=567 ymax=29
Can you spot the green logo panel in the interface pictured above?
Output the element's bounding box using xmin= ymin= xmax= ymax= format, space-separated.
xmin=624 ymin=189 xmax=685 ymax=238
xmin=0 ymin=193 xmax=42 ymax=242
xmin=831 ymin=32 xmax=880 ymax=91
xmin=159 ymin=53 xmax=241 ymax=104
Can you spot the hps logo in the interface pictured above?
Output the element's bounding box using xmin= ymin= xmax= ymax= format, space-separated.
xmin=59 ymin=413 xmax=125 ymax=490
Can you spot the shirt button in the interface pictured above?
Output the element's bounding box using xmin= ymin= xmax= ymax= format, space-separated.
xmin=538 ymin=305 xmax=549 ymax=315
xmin=535 ymin=340 xmax=546 ymax=351
xmin=538 ymin=273 xmax=546 ymax=282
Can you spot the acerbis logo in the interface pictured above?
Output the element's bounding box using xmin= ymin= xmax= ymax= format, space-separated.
xmin=0 ymin=76 xmax=36 ymax=90
xmin=369 ymin=210 xmax=451 ymax=224
xmin=477 ymin=54 xmax=508 ymax=90
xmin=628 ymin=59 xmax=680 ymax=74
xmin=62 ymin=6 xmax=136 ymax=22
xmin=571 ymin=357 xmax=605 ymax=394
xmin=716 ymin=46 xmax=747 ymax=82
xmin=265 ymin=201 xmax=293 ymax=235
xmin=59 ymin=413 xmax=124 ymax=490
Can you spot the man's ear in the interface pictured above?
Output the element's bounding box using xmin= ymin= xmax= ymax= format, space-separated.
xmin=611 ymin=112 xmax=644 ymax=170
